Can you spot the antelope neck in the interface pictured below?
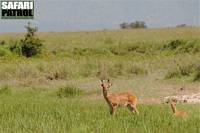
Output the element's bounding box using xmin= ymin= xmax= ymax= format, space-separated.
xmin=170 ymin=103 xmax=177 ymax=113
xmin=103 ymin=89 xmax=110 ymax=103
xmin=103 ymin=89 xmax=108 ymax=98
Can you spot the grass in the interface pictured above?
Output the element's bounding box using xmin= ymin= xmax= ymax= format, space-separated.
xmin=0 ymin=27 xmax=200 ymax=132
xmin=0 ymin=28 xmax=199 ymax=95
xmin=0 ymin=89 xmax=199 ymax=133
xmin=0 ymin=28 xmax=200 ymax=81
xmin=165 ymin=61 xmax=200 ymax=81
xmin=0 ymin=85 xmax=11 ymax=95
xmin=56 ymin=85 xmax=84 ymax=98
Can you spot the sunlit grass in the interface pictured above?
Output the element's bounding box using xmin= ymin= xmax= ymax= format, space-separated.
xmin=0 ymin=89 xmax=199 ymax=133
xmin=0 ymin=28 xmax=200 ymax=132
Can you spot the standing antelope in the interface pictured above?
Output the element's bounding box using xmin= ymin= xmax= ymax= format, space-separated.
xmin=100 ymin=79 xmax=139 ymax=115
xmin=169 ymin=99 xmax=187 ymax=118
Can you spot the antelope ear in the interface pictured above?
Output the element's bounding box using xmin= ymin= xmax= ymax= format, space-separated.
xmin=171 ymin=98 xmax=177 ymax=102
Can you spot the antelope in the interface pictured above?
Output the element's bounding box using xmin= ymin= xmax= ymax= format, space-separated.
xmin=169 ymin=99 xmax=187 ymax=118
xmin=100 ymin=79 xmax=139 ymax=115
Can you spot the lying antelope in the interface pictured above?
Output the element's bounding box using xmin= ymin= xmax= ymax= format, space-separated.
xmin=169 ymin=99 xmax=187 ymax=118
xmin=100 ymin=79 xmax=139 ymax=115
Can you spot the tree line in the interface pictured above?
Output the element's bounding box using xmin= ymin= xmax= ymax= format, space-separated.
xmin=119 ymin=21 xmax=147 ymax=29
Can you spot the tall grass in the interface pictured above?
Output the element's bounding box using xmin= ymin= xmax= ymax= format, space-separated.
xmin=0 ymin=89 xmax=199 ymax=133
xmin=165 ymin=61 xmax=200 ymax=81
xmin=57 ymin=85 xmax=84 ymax=98
xmin=0 ymin=28 xmax=200 ymax=132
xmin=0 ymin=85 xmax=11 ymax=95
xmin=0 ymin=28 xmax=199 ymax=92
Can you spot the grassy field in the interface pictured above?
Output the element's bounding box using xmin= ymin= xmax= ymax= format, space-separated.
xmin=0 ymin=27 xmax=200 ymax=132
xmin=0 ymin=88 xmax=199 ymax=133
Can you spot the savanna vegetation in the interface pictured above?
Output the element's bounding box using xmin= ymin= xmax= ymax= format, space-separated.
xmin=120 ymin=21 xmax=147 ymax=29
xmin=0 ymin=26 xmax=199 ymax=132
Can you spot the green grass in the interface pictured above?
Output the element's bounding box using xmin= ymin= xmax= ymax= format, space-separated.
xmin=56 ymin=85 xmax=84 ymax=98
xmin=0 ymin=28 xmax=200 ymax=132
xmin=0 ymin=89 xmax=199 ymax=133
xmin=0 ymin=28 xmax=200 ymax=81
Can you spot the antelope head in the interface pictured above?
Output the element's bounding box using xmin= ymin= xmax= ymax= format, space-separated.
xmin=170 ymin=99 xmax=178 ymax=105
xmin=100 ymin=79 xmax=112 ymax=91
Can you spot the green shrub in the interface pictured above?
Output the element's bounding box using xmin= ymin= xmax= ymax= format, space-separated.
xmin=20 ymin=23 xmax=43 ymax=57
xmin=120 ymin=21 xmax=147 ymax=29
xmin=193 ymin=66 xmax=200 ymax=81
xmin=0 ymin=40 xmax=5 ymax=45
xmin=21 ymin=37 xmax=43 ymax=57
xmin=163 ymin=40 xmax=185 ymax=50
xmin=193 ymin=72 xmax=200 ymax=81
xmin=165 ymin=63 xmax=200 ymax=81
xmin=57 ymin=85 xmax=83 ymax=98
xmin=163 ymin=39 xmax=200 ymax=53
xmin=178 ymin=40 xmax=200 ymax=53
xmin=9 ymin=40 xmax=22 ymax=55
xmin=9 ymin=22 xmax=43 ymax=57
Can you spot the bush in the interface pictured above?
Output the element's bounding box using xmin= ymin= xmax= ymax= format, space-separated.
xmin=178 ymin=40 xmax=200 ymax=53
xmin=9 ymin=22 xmax=43 ymax=57
xmin=57 ymin=85 xmax=83 ymax=98
xmin=165 ymin=63 xmax=200 ymax=81
xmin=119 ymin=22 xmax=130 ymax=29
xmin=176 ymin=24 xmax=187 ymax=28
xmin=9 ymin=23 xmax=43 ymax=57
xmin=193 ymin=72 xmax=200 ymax=81
xmin=130 ymin=21 xmax=147 ymax=29
xmin=9 ymin=40 xmax=22 ymax=55
xmin=165 ymin=64 xmax=195 ymax=79
xmin=193 ymin=66 xmax=200 ymax=81
xmin=163 ymin=39 xmax=200 ymax=53
xmin=119 ymin=21 xmax=147 ymax=29
xmin=20 ymin=22 xmax=43 ymax=57
xmin=163 ymin=40 xmax=184 ymax=50
xmin=0 ymin=40 xmax=5 ymax=45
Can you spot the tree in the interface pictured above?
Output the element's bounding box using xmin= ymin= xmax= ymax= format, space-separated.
xmin=119 ymin=22 xmax=130 ymax=29
xmin=176 ymin=24 xmax=187 ymax=28
xmin=119 ymin=21 xmax=147 ymax=29
xmin=20 ymin=22 xmax=43 ymax=57
xmin=130 ymin=21 xmax=147 ymax=29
